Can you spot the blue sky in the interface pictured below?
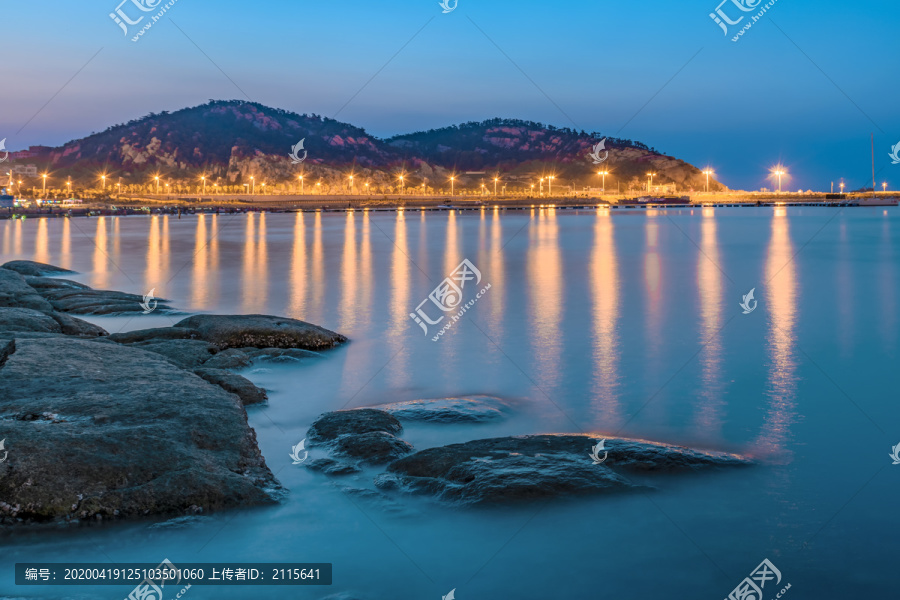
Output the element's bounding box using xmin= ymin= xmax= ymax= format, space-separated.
xmin=2 ymin=0 xmax=898 ymax=191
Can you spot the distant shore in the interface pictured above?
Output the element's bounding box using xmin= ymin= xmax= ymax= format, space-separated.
xmin=2 ymin=192 xmax=895 ymax=219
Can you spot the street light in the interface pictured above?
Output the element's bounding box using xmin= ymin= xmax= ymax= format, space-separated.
xmin=450 ymin=176 xmax=455 ymax=196
xmin=840 ymin=180 xmax=845 ymax=194
xmin=598 ymin=170 xmax=608 ymax=192
xmin=494 ymin=177 xmax=499 ymax=196
xmin=771 ymin=166 xmax=786 ymax=193
xmin=298 ymin=175 xmax=304 ymax=193
xmin=539 ymin=177 xmax=544 ymax=196
xmin=398 ymin=175 xmax=404 ymax=194
xmin=250 ymin=176 xmax=255 ymax=195
xmin=349 ymin=174 xmax=354 ymax=192
xmin=883 ymin=182 xmax=888 ymax=192
xmin=201 ymin=176 xmax=206 ymax=195
xmin=42 ymin=173 xmax=48 ymax=196
xmin=702 ymin=169 xmax=714 ymax=193
xmin=647 ymin=172 xmax=656 ymax=193
xmin=101 ymin=174 xmax=107 ymax=191
xmin=548 ymin=175 xmax=554 ymax=196
xmin=154 ymin=175 xmax=160 ymax=194
xmin=66 ymin=180 xmax=71 ymax=194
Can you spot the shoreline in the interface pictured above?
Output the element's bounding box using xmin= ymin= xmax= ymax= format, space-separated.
xmin=2 ymin=193 xmax=896 ymax=219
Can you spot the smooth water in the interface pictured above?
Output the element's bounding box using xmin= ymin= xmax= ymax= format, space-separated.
xmin=2 ymin=207 xmax=899 ymax=599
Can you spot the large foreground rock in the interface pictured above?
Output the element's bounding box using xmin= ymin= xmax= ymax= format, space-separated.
xmin=0 ymin=268 xmax=53 ymax=312
xmin=174 ymin=314 xmax=347 ymax=351
xmin=0 ymin=337 xmax=279 ymax=524
xmin=385 ymin=434 xmax=751 ymax=505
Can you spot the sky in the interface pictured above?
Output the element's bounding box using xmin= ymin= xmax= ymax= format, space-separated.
xmin=2 ymin=0 xmax=899 ymax=191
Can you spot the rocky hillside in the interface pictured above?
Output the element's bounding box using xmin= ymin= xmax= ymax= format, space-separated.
xmin=19 ymin=101 xmax=720 ymax=191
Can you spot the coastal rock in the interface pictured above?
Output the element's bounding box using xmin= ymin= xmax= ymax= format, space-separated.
xmin=108 ymin=327 xmax=201 ymax=345
xmin=47 ymin=312 xmax=109 ymax=337
xmin=247 ymin=347 xmax=323 ymax=363
xmin=0 ymin=337 xmax=279 ymax=524
xmin=35 ymin=284 xmax=169 ymax=315
xmin=173 ymin=314 xmax=347 ymax=351
xmin=374 ymin=395 xmax=510 ymax=423
xmin=0 ymin=269 xmax=54 ymax=312
xmin=193 ymin=368 xmax=268 ymax=405
xmin=1 ymin=260 xmax=75 ymax=277
xmin=0 ymin=307 xmax=62 ymax=334
xmin=305 ymin=458 xmax=361 ymax=475
xmin=307 ymin=409 xmax=403 ymax=443
xmin=386 ymin=434 xmax=751 ymax=505
xmin=126 ymin=339 xmax=220 ymax=369
xmin=201 ymin=348 xmax=253 ymax=370
xmin=332 ymin=432 xmax=414 ymax=465
xmin=23 ymin=276 xmax=91 ymax=291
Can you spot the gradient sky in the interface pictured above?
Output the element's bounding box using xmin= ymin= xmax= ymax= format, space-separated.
xmin=2 ymin=0 xmax=898 ymax=191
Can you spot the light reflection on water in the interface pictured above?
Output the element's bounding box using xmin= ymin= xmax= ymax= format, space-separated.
xmin=2 ymin=208 xmax=899 ymax=599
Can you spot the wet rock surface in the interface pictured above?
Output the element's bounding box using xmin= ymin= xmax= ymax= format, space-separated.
xmin=374 ymin=395 xmax=511 ymax=423
xmin=0 ymin=262 xmax=348 ymax=528
xmin=1 ymin=260 xmax=75 ymax=277
xmin=387 ymin=434 xmax=751 ymax=505
xmin=173 ymin=314 xmax=347 ymax=351
xmin=193 ymin=368 xmax=268 ymax=405
xmin=0 ymin=337 xmax=279 ymax=524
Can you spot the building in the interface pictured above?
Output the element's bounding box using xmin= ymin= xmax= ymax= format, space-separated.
xmin=11 ymin=164 xmax=38 ymax=177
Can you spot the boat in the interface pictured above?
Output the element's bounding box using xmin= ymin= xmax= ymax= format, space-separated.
xmin=849 ymin=196 xmax=898 ymax=207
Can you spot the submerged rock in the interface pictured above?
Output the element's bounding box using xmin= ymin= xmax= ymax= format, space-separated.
xmin=0 ymin=337 xmax=279 ymax=525
xmin=332 ymin=432 xmax=414 ymax=465
xmin=202 ymin=348 xmax=254 ymax=370
xmin=374 ymin=395 xmax=511 ymax=423
xmin=1 ymin=260 xmax=75 ymax=277
xmin=387 ymin=434 xmax=751 ymax=505
xmin=307 ymin=409 xmax=403 ymax=443
xmin=193 ymin=368 xmax=268 ymax=406
xmin=173 ymin=314 xmax=347 ymax=351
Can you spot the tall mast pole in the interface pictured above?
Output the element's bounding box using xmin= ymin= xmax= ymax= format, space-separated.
xmin=872 ymin=133 xmax=876 ymax=198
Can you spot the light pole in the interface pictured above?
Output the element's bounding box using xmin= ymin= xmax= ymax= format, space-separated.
xmin=101 ymin=175 xmax=106 ymax=191
xmin=42 ymin=174 xmax=48 ymax=196
xmin=494 ymin=177 xmax=498 ymax=196
xmin=201 ymin=176 xmax=206 ymax=195
xmin=703 ymin=169 xmax=713 ymax=193
xmin=598 ymin=170 xmax=608 ymax=192
xmin=250 ymin=176 xmax=255 ymax=195
xmin=539 ymin=177 xmax=544 ymax=196
xmin=349 ymin=175 xmax=354 ymax=192
xmin=839 ymin=180 xmax=845 ymax=194
xmin=154 ymin=176 xmax=160 ymax=194
xmin=772 ymin=168 xmax=786 ymax=193
xmin=548 ymin=176 xmax=554 ymax=196
xmin=399 ymin=175 xmax=404 ymax=195
xmin=647 ymin=172 xmax=656 ymax=193
xmin=66 ymin=180 xmax=71 ymax=194
xmin=530 ymin=183 xmax=535 ymax=196
xmin=450 ymin=176 xmax=455 ymax=196
xmin=883 ymin=182 xmax=888 ymax=192
xmin=298 ymin=175 xmax=304 ymax=193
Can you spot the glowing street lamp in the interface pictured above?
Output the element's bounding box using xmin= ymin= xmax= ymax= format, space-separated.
xmin=539 ymin=177 xmax=544 ymax=196
xmin=42 ymin=173 xmax=48 ymax=196
xmin=647 ymin=172 xmax=656 ymax=193
xmin=450 ymin=176 xmax=455 ymax=196
xmin=494 ymin=177 xmax=499 ymax=196
xmin=154 ymin=175 xmax=160 ymax=194
xmin=771 ymin=166 xmax=787 ymax=193
xmin=839 ymin=180 xmax=845 ymax=194
xmin=598 ymin=170 xmax=609 ymax=192
xmin=702 ymin=169 xmax=714 ymax=193
xmin=66 ymin=180 xmax=71 ymax=194
xmin=101 ymin=174 xmax=107 ymax=191
xmin=250 ymin=176 xmax=255 ymax=195
xmin=883 ymin=182 xmax=888 ymax=192
xmin=398 ymin=175 xmax=404 ymax=194
xmin=298 ymin=175 xmax=304 ymax=193
xmin=548 ymin=175 xmax=555 ymax=196
xmin=201 ymin=176 xmax=207 ymax=195
xmin=349 ymin=174 xmax=354 ymax=191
